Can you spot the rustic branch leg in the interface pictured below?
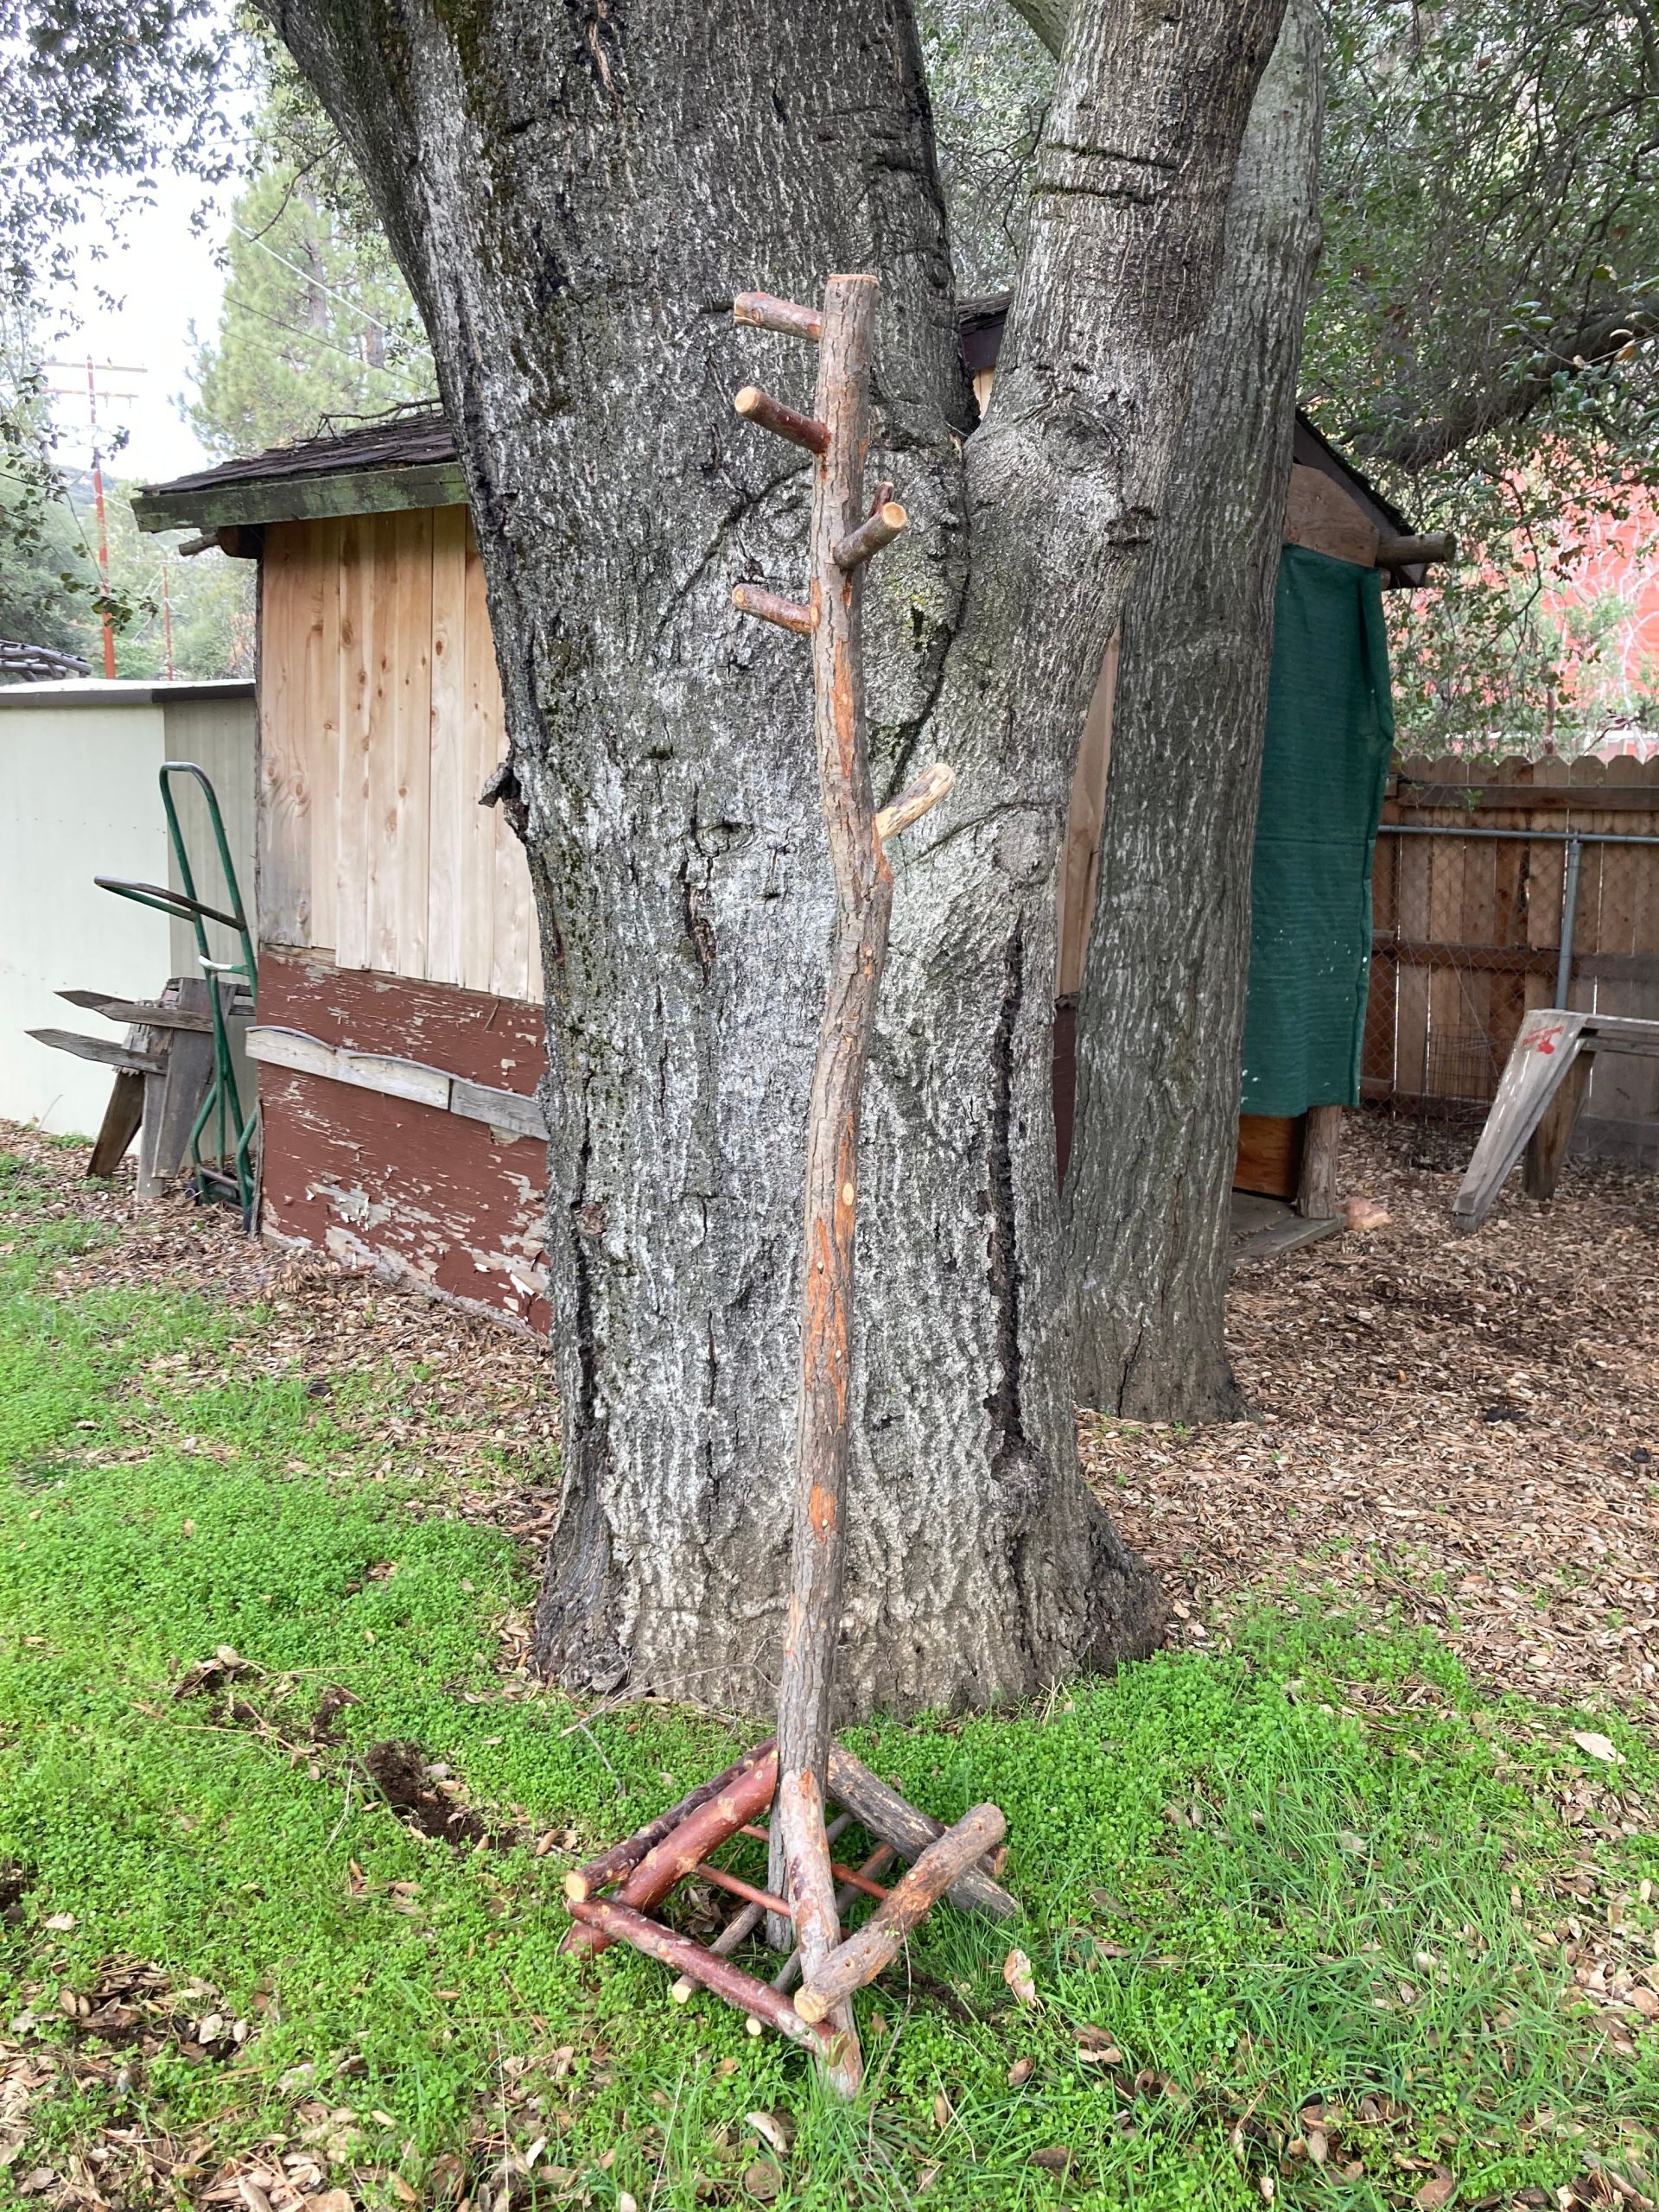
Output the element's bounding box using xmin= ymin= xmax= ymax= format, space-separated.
xmin=794 ymin=1804 xmax=1007 ymax=2024
xmin=565 ymin=1738 xmax=775 ymax=1903
xmin=825 ymin=1745 xmax=1019 ymax=1918
xmin=563 ymin=1749 xmax=779 ymax=1956
xmin=1522 ymin=1049 xmax=1592 ymax=1200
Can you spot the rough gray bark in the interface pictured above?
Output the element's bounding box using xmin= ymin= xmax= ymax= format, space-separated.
xmin=259 ymin=0 xmax=1284 ymax=1718
xmin=1063 ymin=0 xmax=1325 ymax=1421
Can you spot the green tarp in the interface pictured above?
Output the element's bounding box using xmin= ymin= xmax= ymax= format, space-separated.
xmin=1238 ymin=542 xmax=1395 ymax=1118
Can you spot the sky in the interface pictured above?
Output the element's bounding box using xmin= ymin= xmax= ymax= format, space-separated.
xmin=39 ymin=168 xmax=230 ymax=489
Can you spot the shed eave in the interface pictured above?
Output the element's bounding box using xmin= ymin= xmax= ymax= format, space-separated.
xmin=131 ymin=459 xmax=469 ymax=535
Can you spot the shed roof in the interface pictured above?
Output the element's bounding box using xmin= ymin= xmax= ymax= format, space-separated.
xmin=135 ymin=404 xmax=465 ymax=534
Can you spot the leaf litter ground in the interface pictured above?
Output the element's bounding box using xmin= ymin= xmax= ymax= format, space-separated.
xmin=0 ymin=1116 xmax=1653 ymax=2212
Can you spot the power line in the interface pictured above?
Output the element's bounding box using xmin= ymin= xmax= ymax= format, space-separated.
xmin=230 ymin=221 xmax=395 ymax=336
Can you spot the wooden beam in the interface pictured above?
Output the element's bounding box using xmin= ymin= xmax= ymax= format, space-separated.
xmin=57 ymin=989 xmax=251 ymax=1033
xmin=1390 ymin=782 xmax=1659 ymax=814
xmin=245 ymin=1024 xmax=548 ymax=1138
xmin=1522 ymin=1050 xmax=1592 ymax=1200
xmin=1296 ymin=1104 xmax=1344 ymax=1219
xmin=1375 ymin=531 xmax=1456 ymax=567
xmin=27 ymin=1029 xmax=164 ymax=1077
xmin=131 ymin=461 xmax=469 ymax=538
xmin=1452 ymin=1008 xmax=1590 ymax=1229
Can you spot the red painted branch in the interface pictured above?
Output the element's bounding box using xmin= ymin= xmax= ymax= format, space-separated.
xmin=696 ymin=1861 xmax=792 ymax=1917
xmin=566 ymin=1897 xmax=839 ymax=2057
xmin=794 ymin=1803 xmax=1007 ymax=2023
xmin=734 ymin=292 xmax=823 ymax=342
xmin=565 ymin=1738 xmax=774 ymax=1902
xmin=734 ymin=385 xmax=830 ymax=455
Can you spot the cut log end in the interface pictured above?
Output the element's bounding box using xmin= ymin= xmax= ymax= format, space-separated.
xmin=833 ymin=500 xmax=907 ymax=571
xmin=733 ymin=385 xmax=830 ymax=456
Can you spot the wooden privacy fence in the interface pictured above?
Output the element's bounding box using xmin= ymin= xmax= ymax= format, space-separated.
xmin=1363 ymin=753 xmax=1659 ymax=1163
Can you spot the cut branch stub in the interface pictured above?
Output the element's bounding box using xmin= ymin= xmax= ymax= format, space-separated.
xmin=734 ymin=385 xmax=830 ymax=455
xmin=834 ymin=500 xmax=907 ymax=571
xmin=733 ymin=583 xmax=817 ymax=634
xmin=734 ymin=291 xmax=824 ymax=343
xmin=1375 ymin=530 xmax=1457 ymax=567
xmin=874 ymin=761 xmax=955 ymax=843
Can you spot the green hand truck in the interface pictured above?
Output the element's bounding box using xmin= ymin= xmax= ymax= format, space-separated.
xmin=94 ymin=762 xmax=259 ymax=1225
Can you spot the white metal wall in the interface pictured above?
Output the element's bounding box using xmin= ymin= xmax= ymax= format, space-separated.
xmin=0 ymin=682 xmax=255 ymax=1138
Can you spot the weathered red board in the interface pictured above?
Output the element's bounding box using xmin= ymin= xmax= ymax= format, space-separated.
xmin=256 ymin=950 xmax=550 ymax=1330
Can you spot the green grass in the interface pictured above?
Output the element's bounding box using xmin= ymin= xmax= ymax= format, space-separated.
xmin=0 ymin=1141 xmax=1655 ymax=2210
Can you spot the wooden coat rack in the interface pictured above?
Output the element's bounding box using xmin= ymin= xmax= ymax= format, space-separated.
xmin=561 ymin=274 xmax=1015 ymax=2094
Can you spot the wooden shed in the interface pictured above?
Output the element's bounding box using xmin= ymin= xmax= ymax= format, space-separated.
xmin=137 ymin=419 xmax=550 ymax=1327
xmin=133 ymin=312 xmax=1436 ymax=1321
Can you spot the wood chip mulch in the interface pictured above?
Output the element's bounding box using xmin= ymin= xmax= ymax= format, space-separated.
xmin=1083 ymin=1112 xmax=1658 ymax=1719
xmin=6 ymin=1112 xmax=1656 ymax=1719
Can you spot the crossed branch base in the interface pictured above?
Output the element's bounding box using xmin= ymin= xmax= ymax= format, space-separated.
xmin=561 ymin=1740 xmax=1014 ymax=2094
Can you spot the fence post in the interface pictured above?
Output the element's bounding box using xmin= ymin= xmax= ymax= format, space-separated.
xmin=1554 ymin=833 xmax=1584 ymax=1011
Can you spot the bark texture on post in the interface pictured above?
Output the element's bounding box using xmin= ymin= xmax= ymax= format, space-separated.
xmin=259 ymin=0 xmax=1284 ymax=1717
xmin=1065 ymin=0 xmax=1325 ymax=1421
xmin=760 ymin=276 xmax=887 ymax=2078
xmin=1297 ymin=1103 xmax=1344 ymax=1218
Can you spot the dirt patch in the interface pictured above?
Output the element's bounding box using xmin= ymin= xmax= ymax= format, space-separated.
xmin=1084 ymin=1109 xmax=1659 ymax=1716
xmin=359 ymin=1740 xmax=506 ymax=1849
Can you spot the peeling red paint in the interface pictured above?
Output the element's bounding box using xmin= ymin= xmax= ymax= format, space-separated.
xmin=257 ymin=951 xmax=550 ymax=1331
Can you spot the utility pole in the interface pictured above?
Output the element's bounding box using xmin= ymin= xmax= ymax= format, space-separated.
xmin=41 ymin=359 xmax=145 ymax=681
xmin=161 ymin=553 xmax=175 ymax=683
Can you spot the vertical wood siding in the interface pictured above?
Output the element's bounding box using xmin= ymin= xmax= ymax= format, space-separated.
xmin=259 ymin=509 xmax=542 ymax=1004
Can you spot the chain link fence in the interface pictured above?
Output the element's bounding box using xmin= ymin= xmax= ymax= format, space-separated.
xmin=1363 ymin=823 xmax=1659 ymax=1149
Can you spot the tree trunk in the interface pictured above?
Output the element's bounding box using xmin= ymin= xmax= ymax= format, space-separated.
xmin=1064 ymin=0 xmax=1325 ymax=1421
xmin=260 ymin=0 xmax=1283 ymax=1716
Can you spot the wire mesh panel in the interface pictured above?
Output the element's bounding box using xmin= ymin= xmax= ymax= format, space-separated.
xmin=1363 ymin=829 xmax=1571 ymax=1106
xmin=1362 ymin=758 xmax=1659 ymax=1154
